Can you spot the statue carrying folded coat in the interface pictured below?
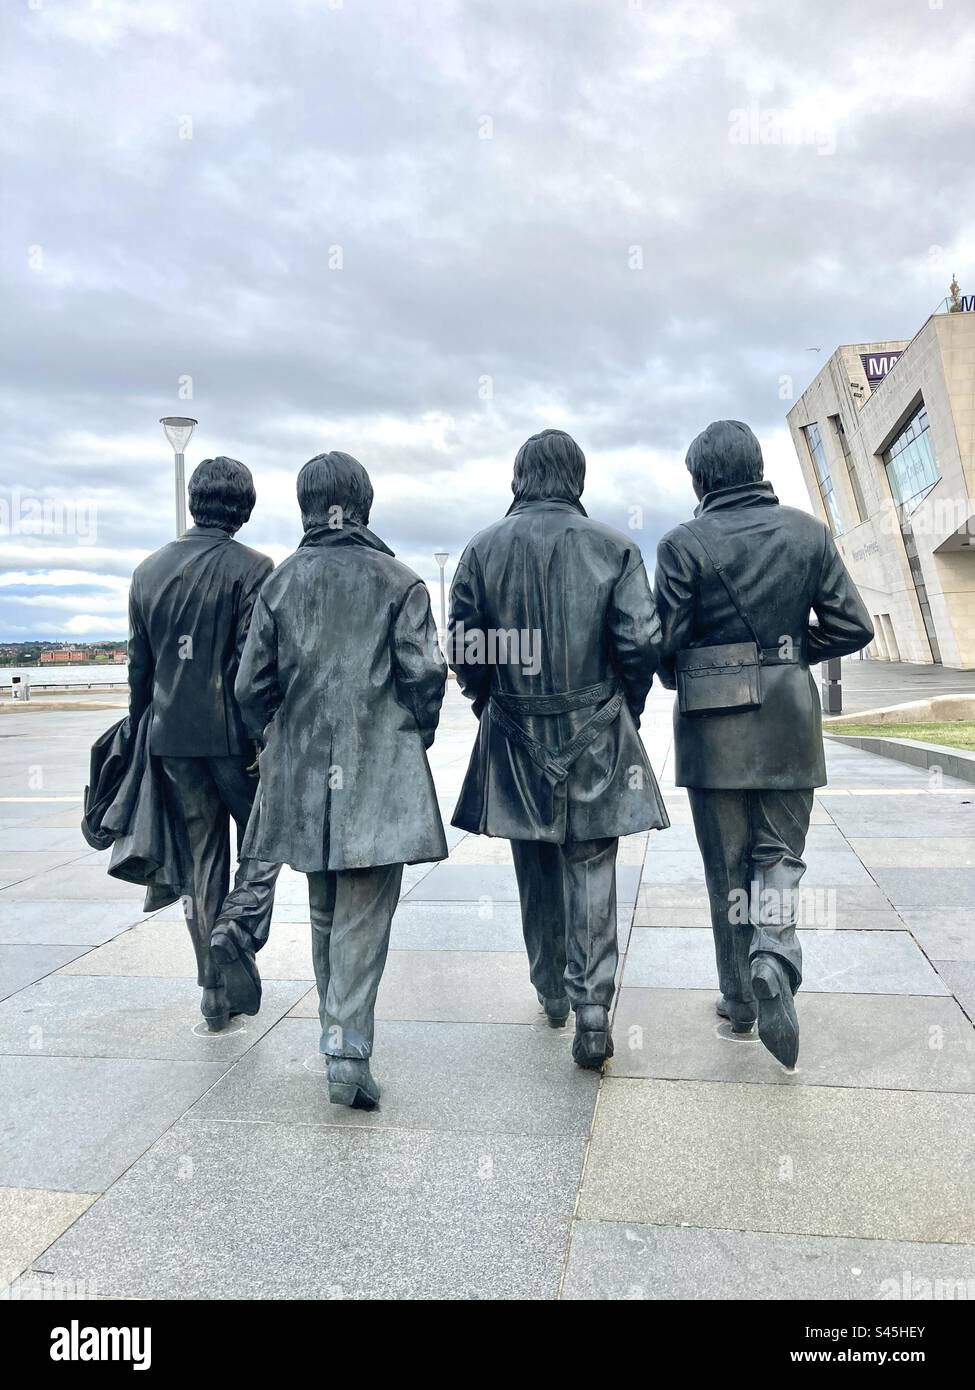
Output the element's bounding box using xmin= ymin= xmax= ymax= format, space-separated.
xmin=85 ymin=457 xmax=279 ymax=1032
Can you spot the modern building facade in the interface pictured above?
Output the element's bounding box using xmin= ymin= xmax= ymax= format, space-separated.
xmin=787 ymin=310 xmax=975 ymax=668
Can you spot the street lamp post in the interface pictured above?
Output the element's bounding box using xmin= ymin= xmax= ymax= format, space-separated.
xmin=434 ymin=550 xmax=449 ymax=643
xmin=160 ymin=416 xmax=198 ymax=537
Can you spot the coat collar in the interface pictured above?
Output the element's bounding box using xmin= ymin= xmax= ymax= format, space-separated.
xmin=695 ymin=480 xmax=779 ymax=516
xmin=183 ymin=524 xmax=233 ymax=540
xmin=299 ymin=522 xmax=395 ymax=556
xmin=505 ymin=497 xmax=588 ymax=518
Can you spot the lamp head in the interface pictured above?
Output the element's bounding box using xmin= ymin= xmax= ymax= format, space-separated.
xmin=160 ymin=416 xmax=198 ymax=453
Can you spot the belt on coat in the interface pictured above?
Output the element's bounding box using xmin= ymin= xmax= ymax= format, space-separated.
xmin=488 ymin=679 xmax=625 ymax=784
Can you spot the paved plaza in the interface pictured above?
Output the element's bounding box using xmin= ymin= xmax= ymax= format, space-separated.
xmin=1 ymin=675 xmax=974 ymax=1299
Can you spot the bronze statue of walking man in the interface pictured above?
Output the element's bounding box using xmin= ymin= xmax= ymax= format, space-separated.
xmin=235 ymin=452 xmax=447 ymax=1109
xmin=449 ymin=429 xmax=668 ymax=1070
xmin=654 ymin=421 xmax=874 ymax=1067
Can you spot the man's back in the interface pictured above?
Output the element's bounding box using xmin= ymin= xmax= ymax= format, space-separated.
xmin=655 ymin=480 xmax=873 ymax=789
xmin=129 ymin=524 xmax=272 ymax=756
xmin=454 ymin=499 xmax=656 ymax=701
xmin=248 ymin=531 xmax=441 ymax=734
xmin=235 ymin=523 xmax=448 ymax=873
xmin=450 ymin=494 xmax=666 ymax=843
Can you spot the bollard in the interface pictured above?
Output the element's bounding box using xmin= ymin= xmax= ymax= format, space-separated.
xmin=822 ymin=656 xmax=842 ymax=715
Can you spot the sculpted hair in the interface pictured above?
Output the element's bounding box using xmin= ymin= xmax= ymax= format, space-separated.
xmin=511 ymin=429 xmax=586 ymax=503
xmin=685 ymin=420 xmax=764 ymax=496
xmin=297 ymin=451 xmax=374 ymax=529
xmin=187 ymin=457 xmax=256 ymax=533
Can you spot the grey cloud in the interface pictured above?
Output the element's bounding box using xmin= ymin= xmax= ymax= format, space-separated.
xmin=2 ymin=0 xmax=972 ymax=636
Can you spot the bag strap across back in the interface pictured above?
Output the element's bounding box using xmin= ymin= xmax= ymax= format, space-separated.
xmin=679 ymin=522 xmax=763 ymax=650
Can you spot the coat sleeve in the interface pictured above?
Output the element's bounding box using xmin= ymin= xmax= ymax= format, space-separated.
xmin=236 ymin=554 xmax=273 ymax=666
xmin=652 ymin=537 xmax=696 ymax=691
xmin=608 ymin=553 xmax=660 ymax=727
xmin=126 ymin=580 xmax=153 ymax=725
xmin=392 ymin=581 xmax=447 ymax=749
xmin=234 ymin=592 xmax=282 ymax=741
xmin=807 ymin=530 xmax=875 ymax=664
xmin=447 ymin=546 xmax=492 ymax=718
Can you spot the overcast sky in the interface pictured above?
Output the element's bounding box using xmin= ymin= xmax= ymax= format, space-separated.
xmin=2 ymin=0 xmax=973 ymax=640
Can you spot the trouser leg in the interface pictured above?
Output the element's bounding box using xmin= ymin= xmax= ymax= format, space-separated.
xmin=561 ymin=836 xmax=619 ymax=1011
xmin=510 ymin=838 xmax=567 ymax=1001
xmin=688 ymin=788 xmax=753 ymax=1005
xmin=311 ymin=863 xmax=403 ymax=1060
xmin=747 ymin=789 xmax=812 ymax=994
xmin=208 ymin=757 xmax=281 ymax=953
xmin=159 ymin=757 xmax=228 ymax=989
xmin=308 ymin=869 xmax=337 ymax=1038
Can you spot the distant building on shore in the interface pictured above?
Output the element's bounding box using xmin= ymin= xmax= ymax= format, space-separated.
xmin=787 ymin=304 xmax=975 ymax=669
xmin=39 ymin=648 xmax=88 ymax=665
xmin=33 ymin=646 xmax=125 ymax=666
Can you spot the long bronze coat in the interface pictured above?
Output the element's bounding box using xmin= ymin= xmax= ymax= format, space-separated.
xmin=654 ymin=481 xmax=874 ymax=790
xmin=236 ymin=524 xmax=448 ymax=872
xmin=449 ymin=498 xmax=668 ymax=843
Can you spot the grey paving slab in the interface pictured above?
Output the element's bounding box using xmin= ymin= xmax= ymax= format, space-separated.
xmin=191 ymin=1016 xmax=599 ymax=1137
xmin=61 ymin=915 xmax=316 ymax=981
xmin=0 ymin=829 xmax=91 ymax=853
xmin=290 ymin=950 xmax=541 ymax=1026
xmin=636 ymin=885 xmax=710 ymax=910
xmin=899 ymin=909 xmax=975 ymax=962
xmin=1 ymin=1272 xmax=128 ymax=1301
xmin=580 ymin=1078 xmax=975 ymax=1243
xmin=0 ymin=900 xmax=152 ymax=946
xmin=0 ymin=975 xmax=309 ymax=1060
xmin=0 ymin=849 xmax=92 ymax=889
xmin=610 ymin=988 xmax=975 ymax=1091
xmin=447 ymin=836 xmax=514 ymax=865
xmin=389 ymin=899 xmax=526 ymax=951
xmin=401 ymin=862 xmax=438 ymax=895
xmin=0 ymin=1055 xmax=229 ymax=1192
xmin=935 ymin=962 xmax=975 ymax=1022
xmin=0 ymin=1188 xmax=96 ymax=1287
xmin=872 ymin=868 xmax=975 ymax=909
xmin=850 ymin=837 xmax=975 ymax=869
xmin=821 ymin=795 xmax=975 ymax=839
xmin=0 ymin=861 xmax=149 ymax=901
xmin=632 ymin=905 xmax=717 ymax=928
xmin=384 ymin=898 xmax=633 ymax=952
xmin=40 ymin=1119 xmax=587 ymax=1300
xmin=18 ymin=807 xmax=93 ymax=830
xmin=0 ymin=944 xmax=88 ymax=1002
xmin=402 ymin=862 xmax=641 ymax=903
xmin=622 ymin=928 xmax=948 ymax=995
xmin=561 ymin=1221 xmax=975 ymax=1301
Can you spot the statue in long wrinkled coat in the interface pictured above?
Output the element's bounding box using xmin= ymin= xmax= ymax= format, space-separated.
xmin=235 ymin=452 xmax=448 ymax=1110
xmin=654 ymin=421 xmax=874 ymax=1068
xmin=448 ymin=430 xmax=669 ymax=1070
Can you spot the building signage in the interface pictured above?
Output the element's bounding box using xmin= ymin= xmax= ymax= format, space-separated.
xmin=860 ymin=351 xmax=901 ymax=385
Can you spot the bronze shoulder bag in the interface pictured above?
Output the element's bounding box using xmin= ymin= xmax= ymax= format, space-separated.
xmin=676 ymin=523 xmax=764 ymax=718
